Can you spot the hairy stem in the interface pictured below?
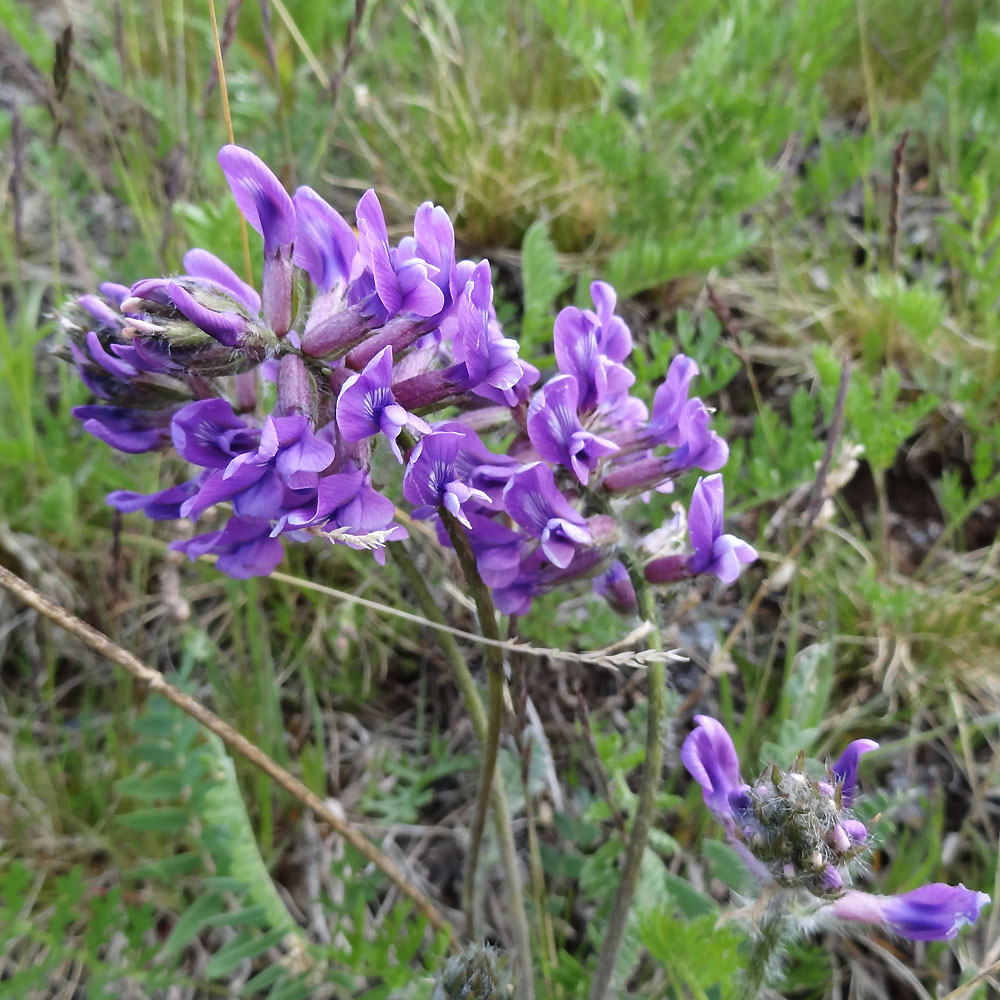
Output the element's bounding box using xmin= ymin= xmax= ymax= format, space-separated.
xmin=740 ymin=919 xmax=783 ymax=999
xmin=588 ymin=551 xmax=667 ymax=1000
xmin=393 ymin=547 xmax=535 ymax=1000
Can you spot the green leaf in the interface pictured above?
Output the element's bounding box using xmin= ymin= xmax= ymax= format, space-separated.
xmin=205 ymin=926 xmax=290 ymax=978
xmin=161 ymin=892 xmax=226 ymax=959
xmin=116 ymin=807 xmax=191 ymax=832
xmin=116 ymin=770 xmax=188 ymax=801
xmin=520 ymin=220 xmax=571 ymax=350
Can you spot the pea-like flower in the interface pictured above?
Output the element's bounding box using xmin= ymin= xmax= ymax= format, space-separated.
xmin=403 ymin=431 xmax=492 ymax=529
xmin=682 ymin=716 xmax=991 ymax=941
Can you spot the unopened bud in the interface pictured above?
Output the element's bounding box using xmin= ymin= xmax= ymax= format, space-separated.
xmin=275 ymin=354 xmax=317 ymax=420
xmin=432 ymin=944 xmax=512 ymax=1000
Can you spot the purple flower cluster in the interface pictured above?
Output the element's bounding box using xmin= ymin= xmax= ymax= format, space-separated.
xmin=682 ymin=716 xmax=990 ymax=941
xmin=62 ymin=145 xmax=756 ymax=603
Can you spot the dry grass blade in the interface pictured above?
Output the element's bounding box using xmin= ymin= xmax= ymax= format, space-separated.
xmin=268 ymin=566 xmax=680 ymax=670
xmin=0 ymin=563 xmax=457 ymax=947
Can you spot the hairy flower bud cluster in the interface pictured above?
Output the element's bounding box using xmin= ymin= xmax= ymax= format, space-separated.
xmin=61 ymin=144 xmax=758 ymax=605
xmin=432 ymin=944 xmax=511 ymax=1000
xmin=739 ymin=758 xmax=869 ymax=894
xmin=683 ymin=716 xmax=990 ymax=941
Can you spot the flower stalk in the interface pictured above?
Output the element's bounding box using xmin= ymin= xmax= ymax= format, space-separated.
xmin=392 ymin=547 xmax=535 ymax=1000
xmin=588 ymin=550 xmax=667 ymax=1000
xmin=440 ymin=511 xmax=509 ymax=936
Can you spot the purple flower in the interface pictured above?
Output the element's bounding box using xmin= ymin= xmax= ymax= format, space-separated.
xmin=403 ymin=431 xmax=491 ymax=529
xmin=352 ymin=189 xmax=445 ymax=322
xmin=642 ymin=355 xmax=699 ymax=447
xmin=217 ymin=145 xmax=295 ymax=257
xmin=665 ymin=400 xmax=729 ymax=474
xmin=527 ymin=375 xmax=619 ymax=485
xmin=183 ymin=248 xmax=261 ymax=314
xmin=168 ymin=282 xmax=251 ymax=347
xmin=172 ymin=515 xmax=285 ymax=578
xmin=461 ymin=513 xmax=525 ymax=589
xmin=336 ymin=346 xmax=431 ymax=462
xmin=502 ymin=462 xmax=592 ymax=568
xmin=832 ymin=739 xmax=879 ymax=807
xmin=683 ymin=716 xmax=991 ymax=939
xmin=182 ymin=415 xmax=334 ymax=520
xmin=593 ymin=560 xmax=638 ymax=614
xmin=217 ymin=145 xmax=295 ymax=335
xmin=292 ymin=186 xmax=358 ymax=294
xmin=832 ymin=885 xmax=991 ymax=941
xmin=552 ymin=281 xmax=634 ymax=412
xmin=655 ymin=474 xmax=755 ymax=585
xmin=687 ymin=475 xmax=756 ymax=582
xmin=435 ymin=420 xmax=520 ymax=507
xmin=171 ymin=399 xmax=260 ymax=469
xmin=72 ymin=405 xmax=173 ymax=454
xmin=278 ymin=463 xmax=405 ymax=563
xmin=122 ymin=277 xmax=255 ymax=350
xmin=107 ymin=480 xmax=202 ymax=520
xmin=681 ymin=715 xmax=745 ymax=822
xmin=398 ymin=201 xmax=457 ymax=312
xmin=450 ymin=261 xmax=522 ymax=393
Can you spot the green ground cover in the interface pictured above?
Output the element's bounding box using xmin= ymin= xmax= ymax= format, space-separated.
xmin=1 ymin=0 xmax=999 ymax=996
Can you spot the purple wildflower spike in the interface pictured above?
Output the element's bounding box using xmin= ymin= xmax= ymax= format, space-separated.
xmin=336 ymin=346 xmax=430 ymax=462
xmin=293 ymin=186 xmax=358 ymax=294
xmin=832 ymin=885 xmax=991 ymax=941
xmin=502 ymin=462 xmax=592 ymax=568
xmin=403 ymin=431 xmax=491 ymax=529
xmin=527 ymin=375 xmax=619 ymax=485
xmin=832 ymin=739 xmax=879 ymax=807
xmin=687 ymin=474 xmax=757 ymax=583
xmin=681 ymin=715 xmax=744 ymax=822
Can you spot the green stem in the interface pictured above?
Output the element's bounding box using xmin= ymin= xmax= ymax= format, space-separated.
xmin=392 ymin=547 xmax=535 ymax=1000
xmin=588 ymin=551 xmax=667 ymax=1000
xmin=440 ymin=512 xmax=508 ymax=937
xmin=740 ymin=919 xmax=783 ymax=999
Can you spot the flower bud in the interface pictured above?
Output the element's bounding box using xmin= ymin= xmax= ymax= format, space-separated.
xmin=121 ymin=280 xmax=275 ymax=376
xmin=275 ymin=354 xmax=316 ymax=420
xmin=432 ymin=944 xmax=511 ymax=1000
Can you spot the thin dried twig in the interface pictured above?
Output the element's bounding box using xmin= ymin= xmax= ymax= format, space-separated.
xmin=887 ymin=130 xmax=910 ymax=273
xmin=329 ymin=0 xmax=367 ymax=106
xmin=0 ymin=563 xmax=456 ymax=946
xmin=207 ymin=0 xmax=253 ymax=286
xmin=118 ymin=532 xmax=681 ymax=670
